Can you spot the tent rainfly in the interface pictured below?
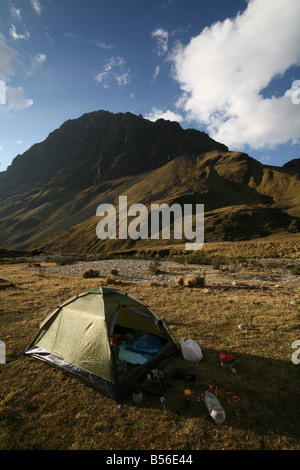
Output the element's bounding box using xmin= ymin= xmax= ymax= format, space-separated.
xmin=25 ymin=287 xmax=179 ymax=402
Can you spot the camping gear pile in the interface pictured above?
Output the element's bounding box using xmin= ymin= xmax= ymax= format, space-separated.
xmin=25 ymin=286 xmax=238 ymax=423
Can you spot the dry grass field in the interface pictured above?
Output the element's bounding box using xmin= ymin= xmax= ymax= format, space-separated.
xmin=0 ymin=239 xmax=299 ymax=451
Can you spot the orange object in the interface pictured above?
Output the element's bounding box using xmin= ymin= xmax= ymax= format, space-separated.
xmin=206 ymin=378 xmax=242 ymax=406
xmin=232 ymin=394 xmax=240 ymax=402
xmin=184 ymin=389 xmax=192 ymax=398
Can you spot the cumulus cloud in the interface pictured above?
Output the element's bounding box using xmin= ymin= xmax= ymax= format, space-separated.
xmin=0 ymin=34 xmax=35 ymax=112
xmin=1 ymin=86 xmax=33 ymax=111
xmin=145 ymin=106 xmax=183 ymax=123
xmin=94 ymin=56 xmax=131 ymax=87
xmin=170 ymin=0 xmax=300 ymax=149
xmin=151 ymin=28 xmax=169 ymax=56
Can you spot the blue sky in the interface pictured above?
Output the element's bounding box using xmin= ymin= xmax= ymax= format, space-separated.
xmin=0 ymin=0 xmax=300 ymax=172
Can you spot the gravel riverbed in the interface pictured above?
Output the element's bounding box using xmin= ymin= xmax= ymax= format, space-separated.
xmin=29 ymin=256 xmax=300 ymax=287
xmin=40 ymin=259 xmax=199 ymax=284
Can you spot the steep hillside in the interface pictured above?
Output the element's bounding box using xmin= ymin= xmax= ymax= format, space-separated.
xmin=37 ymin=151 xmax=300 ymax=254
xmin=0 ymin=110 xmax=299 ymax=253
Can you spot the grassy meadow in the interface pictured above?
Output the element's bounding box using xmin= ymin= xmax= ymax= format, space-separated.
xmin=0 ymin=237 xmax=300 ymax=451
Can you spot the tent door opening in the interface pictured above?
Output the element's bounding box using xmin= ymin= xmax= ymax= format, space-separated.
xmin=110 ymin=304 xmax=167 ymax=375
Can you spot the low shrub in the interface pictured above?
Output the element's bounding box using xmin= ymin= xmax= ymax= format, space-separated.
xmin=194 ymin=271 xmax=206 ymax=286
xmin=289 ymin=265 xmax=300 ymax=275
xmin=148 ymin=260 xmax=161 ymax=275
xmin=82 ymin=268 xmax=100 ymax=278
xmin=105 ymin=275 xmax=115 ymax=284
xmin=184 ymin=276 xmax=197 ymax=287
xmin=181 ymin=271 xmax=206 ymax=288
xmin=110 ymin=268 xmax=119 ymax=276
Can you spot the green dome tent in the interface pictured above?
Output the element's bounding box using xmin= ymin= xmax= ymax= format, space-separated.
xmin=25 ymin=287 xmax=179 ymax=402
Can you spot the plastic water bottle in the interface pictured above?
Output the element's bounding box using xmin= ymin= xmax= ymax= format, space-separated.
xmin=204 ymin=390 xmax=226 ymax=424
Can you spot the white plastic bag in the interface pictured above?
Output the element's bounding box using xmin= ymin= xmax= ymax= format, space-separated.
xmin=181 ymin=338 xmax=203 ymax=362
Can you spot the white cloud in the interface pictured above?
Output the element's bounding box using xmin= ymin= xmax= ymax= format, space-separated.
xmin=10 ymin=7 xmax=22 ymax=20
xmin=153 ymin=65 xmax=160 ymax=81
xmin=15 ymin=140 xmax=23 ymax=144
xmin=30 ymin=0 xmax=42 ymax=15
xmin=0 ymin=34 xmax=19 ymax=80
xmin=9 ymin=24 xmax=30 ymax=40
xmin=64 ymin=32 xmax=78 ymax=39
xmin=170 ymin=0 xmax=300 ymax=149
xmin=24 ymin=53 xmax=47 ymax=77
xmin=159 ymin=0 xmax=174 ymax=11
xmin=89 ymin=39 xmax=114 ymax=50
xmin=259 ymin=155 xmax=271 ymax=164
xmin=0 ymin=35 xmax=35 ymax=112
xmin=115 ymin=72 xmax=130 ymax=86
xmin=1 ymin=86 xmax=33 ymax=111
xmin=94 ymin=56 xmax=131 ymax=87
xmin=34 ymin=53 xmax=46 ymax=64
xmin=0 ymin=80 xmax=4 ymax=104
xmin=144 ymin=106 xmax=183 ymax=123
xmin=95 ymin=56 xmax=123 ymax=83
xmin=151 ymin=28 xmax=169 ymax=56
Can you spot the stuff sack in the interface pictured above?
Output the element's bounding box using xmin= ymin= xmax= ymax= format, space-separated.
xmin=181 ymin=338 xmax=203 ymax=362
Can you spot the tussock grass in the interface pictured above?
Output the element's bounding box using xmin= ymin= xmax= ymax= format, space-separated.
xmin=148 ymin=260 xmax=161 ymax=274
xmin=184 ymin=276 xmax=197 ymax=287
xmin=105 ymin=274 xmax=115 ymax=284
xmin=193 ymin=271 xmax=206 ymax=286
xmin=0 ymin=250 xmax=299 ymax=450
xmin=178 ymin=272 xmax=206 ymax=288
xmin=289 ymin=265 xmax=300 ymax=275
xmin=82 ymin=268 xmax=100 ymax=278
xmin=110 ymin=268 xmax=119 ymax=276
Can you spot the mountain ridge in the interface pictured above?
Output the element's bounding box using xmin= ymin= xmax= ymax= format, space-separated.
xmin=0 ymin=110 xmax=227 ymax=192
xmin=0 ymin=110 xmax=299 ymax=252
